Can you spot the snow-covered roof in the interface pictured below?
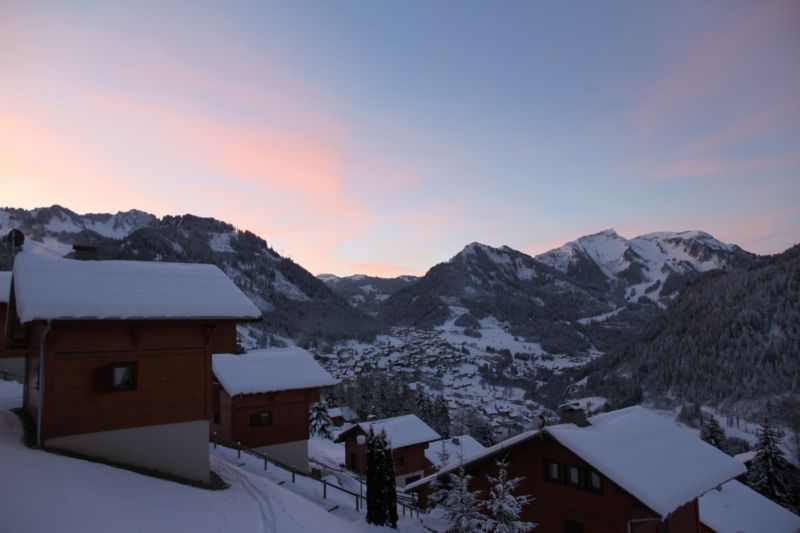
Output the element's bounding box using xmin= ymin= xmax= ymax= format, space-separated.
xmin=213 ymin=348 xmax=337 ymax=396
xmin=11 ymin=252 xmax=261 ymax=323
xmin=424 ymin=435 xmax=486 ymax=471
xmin=699 ymin=480 xmax=800 ymax=533
xmin=336 ymin=414 xmax=440 ymax=449
xmin=406 ymin=429 xmax=540 ymax=491
xmin=545 ymin=406 xmax=746 ymax=517
xmin=0 ymin=271 xmax=11 ymax=304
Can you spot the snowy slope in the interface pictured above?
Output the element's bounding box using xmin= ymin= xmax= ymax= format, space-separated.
xmin=536 ymin=229 xmax=756 ymax=303
xmin=0 ymin=409 xmax=368 ymax=533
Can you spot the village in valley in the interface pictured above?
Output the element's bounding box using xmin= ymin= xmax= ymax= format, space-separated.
xmin=0 ymin=242 xmax=798 ymax=532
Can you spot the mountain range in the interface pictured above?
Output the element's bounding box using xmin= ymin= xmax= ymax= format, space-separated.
xmin=1 ymin=205 xmax=758 ymax=358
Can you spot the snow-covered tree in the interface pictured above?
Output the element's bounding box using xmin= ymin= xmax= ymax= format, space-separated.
xmin=366 ymin=429 xmax=397 ymax=528
xmin=432 ymin=395 xmax=452 ymax=438
xmin=484 ymin=458 xmax=535 ymax=533
xmin=439 ymin=463 xmax=487 ymax=533
xmin=748 ymin=419 xmax=794 ymax=508
xmin=700 ymin=413 xmax=728 ymax=454
xmin=434 ymin=439 xmax=451 ymax=469
xmin=309 ymin=400 xmax=333 ymax=439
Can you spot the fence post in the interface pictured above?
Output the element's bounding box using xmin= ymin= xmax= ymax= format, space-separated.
xmin=355 ymin=494 xmax=359 ymax=512
xmin=237 ymin=442 xmax=241 ymax=460
xmin=323 ymin=480 xmax=327 ymax=499
xmin=292 ymin=470 xmax=296 ymax=483
xmin=263 ymin=456 xmax=268 ymax=471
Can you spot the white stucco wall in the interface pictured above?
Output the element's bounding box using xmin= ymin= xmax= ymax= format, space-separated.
xmin=254 ymin=439 xmax=309 ymax=473
xmin=46 ymin=419 xmax=210 ymax=483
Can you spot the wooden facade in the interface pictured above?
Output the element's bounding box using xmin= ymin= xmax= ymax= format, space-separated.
xmin=340 ymin=426 xmax=432 ymax=485
xmin=411 ymin=432 xmax=701 ymax=532
xmin=211 ymin=386 xmax=320 ymax=449
xmin=18 ymin=319 xmax=238 ymax=443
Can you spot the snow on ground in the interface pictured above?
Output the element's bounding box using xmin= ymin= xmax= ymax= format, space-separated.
xmin=0 ymin=409 xmax=375 ymax=533
xmin=308 ymin=436 xmax=346 ymax=470
xmin=0 ymin=379 xmax=22 ymax=410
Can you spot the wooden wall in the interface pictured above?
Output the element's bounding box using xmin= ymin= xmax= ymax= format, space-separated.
xmin=214 ymin=387 xmax=319 ymax=448
xmin=23 ymin=320 xmax=239 ymax=441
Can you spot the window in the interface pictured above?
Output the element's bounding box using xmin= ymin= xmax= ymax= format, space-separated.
xmin=587 ymin=469 xmax=603 ymax=493
xmin=566 ymin=465 xmax=581 ymax=487
xmin=249 ymin=410 xmax=272 ymax=427
xmin=110 ymin=363 xmax=136 ymax=391
xmin=544 ymin=461 xmax=560 ymax=482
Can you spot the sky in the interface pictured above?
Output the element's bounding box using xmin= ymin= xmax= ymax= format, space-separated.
xmin=1 ymin=1 xmax=798 ymax=277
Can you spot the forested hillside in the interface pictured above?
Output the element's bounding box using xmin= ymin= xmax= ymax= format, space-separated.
xmin=585 ymin=244 xmax=800 ymax=415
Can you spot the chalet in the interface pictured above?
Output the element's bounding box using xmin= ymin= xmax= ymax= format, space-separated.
xmin=424 ymin=434 xmax=486 ymax=472
xmin=6 ymin=252 xmax=261 ymax=484
xmin=327 ymin=406 xmax=358 ymax=427
xmin=407 ymin=406 xmax=747 ymax=532
xmin=699 ymin=479 xmax=800 ymax=533
xmin=0 ymin=271 xmax=25 ymax=377
xmin=335 ymin=414 xmax=440 ymax=487
xmin=211 ymin=347 xmax=337 ymax=473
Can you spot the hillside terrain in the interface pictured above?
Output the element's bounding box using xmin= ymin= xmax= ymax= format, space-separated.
xmin=319 ymin=273 xmax=418 ymax=316
xmin=582 ymin=244 xmax=800 ymax=417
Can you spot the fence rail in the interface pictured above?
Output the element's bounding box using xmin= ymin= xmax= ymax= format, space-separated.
xmin=212 ymin=433 xmax=421 ymax=518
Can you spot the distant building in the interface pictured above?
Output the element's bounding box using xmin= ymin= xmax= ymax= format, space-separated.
xmin=6 ymin=252 xmax=261 ymax=483
xmin=408 ymin=406 xmax=747 ymax=532
xmin=327 ymin=406 xmax=357 ymax=427
xmin=424 ymin=435 xmax=486 ymax=472
xmin=335 ymin=414 xmax=440 ymax=487
xmin=211 ymin=348 xmax=337 ymax=472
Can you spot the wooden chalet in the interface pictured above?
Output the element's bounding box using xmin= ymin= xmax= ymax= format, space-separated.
xmin=211 ymin=347 xmax=337 ymax=473
xmin=335 ymin=414 xmax=440 ymax=487
xmin=0 ymin=271 xmax=25 ymax=377
xmin=407 ymin=406 xmax=747 ymax=532
xmin=5 ymin=252 xmax=261 ymax=484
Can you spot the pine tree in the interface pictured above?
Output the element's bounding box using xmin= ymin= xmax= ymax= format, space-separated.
xmin=366 ymin=428 xmax=388 ymax=526
xmin=439 ymin=463 xmax=487 ymax=533
xmin=367 ymin=429 xmax=397 ymax=528
xmin=484 ymin=458 xmax=535 ymax=533
xmin=748 ymin=419 xmax=794 ymax=508
xmin=433 ymin=395 xmax=452 ymax=438
xmin=309 ymin=400 xmax=333 ymax=439
xmin=380 ymin=431 xmax=398 ymax=528
xmin=700 ymin=413 xmax=728 ymax=454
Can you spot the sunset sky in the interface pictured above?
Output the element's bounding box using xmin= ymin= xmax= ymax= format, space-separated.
xmin=1 ymin=1 xmax=798 ymax=276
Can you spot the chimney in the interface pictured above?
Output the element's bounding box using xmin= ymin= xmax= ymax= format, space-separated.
xmin=72 ymin=244 xmax=98 ymax=261
xmin=559 ymin=403 xmax=590 ymax=427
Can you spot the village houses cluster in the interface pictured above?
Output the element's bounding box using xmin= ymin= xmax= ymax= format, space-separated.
xmin=1 ymin=250 xmax=798 ymax=532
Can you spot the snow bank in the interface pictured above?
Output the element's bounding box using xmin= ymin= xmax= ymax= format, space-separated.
xmin=546 ymin=406 xmax=746 ymax=517
xmin=12 ymin=252 xmax=261 ymax=322
xmin=0 ymin=409 xmax=360 ymax=533
xmin=0 ymin=379 xmax=22 ymax=410
xmin=699 ymin=480 xmax=800 ymax=533
xmin=213 ymin=348 xmax=338 ymax=396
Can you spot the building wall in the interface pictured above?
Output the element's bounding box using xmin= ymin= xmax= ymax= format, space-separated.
xmin=254 ymin=439 xmax=310 ymax=473
xmin=222 ymin=388 xmax=319 ymax=449
xmin=416 ymin=433 xmax=696 ymax=532
xmin=46 ymin=419 xmax=210 ymax=483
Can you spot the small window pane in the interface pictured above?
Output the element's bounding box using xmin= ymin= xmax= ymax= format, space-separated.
xmin=546 ymin=461 xmax=560 ymax=481
xmin=590 ymin=471 xmax=602 ymax=491
xmin=568 ymin=466 xmax=580 ymax=485
xmin=110 ymin=363 xmax=135 ymax=390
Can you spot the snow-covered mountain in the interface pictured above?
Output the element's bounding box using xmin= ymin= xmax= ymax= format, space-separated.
xmin=378 ymin=232 xmax=756 ymax=357
xmin=535 ymin=229 xmax=755 ymax=303
xmin=318 ymin=273 xmax=418 ymax=316
xmin=0 ymin=205 xmax=381 ymax=344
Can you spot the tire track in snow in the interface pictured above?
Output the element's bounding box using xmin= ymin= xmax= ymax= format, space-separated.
xmin=214 ymin=458 xmax=276 ymax=533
